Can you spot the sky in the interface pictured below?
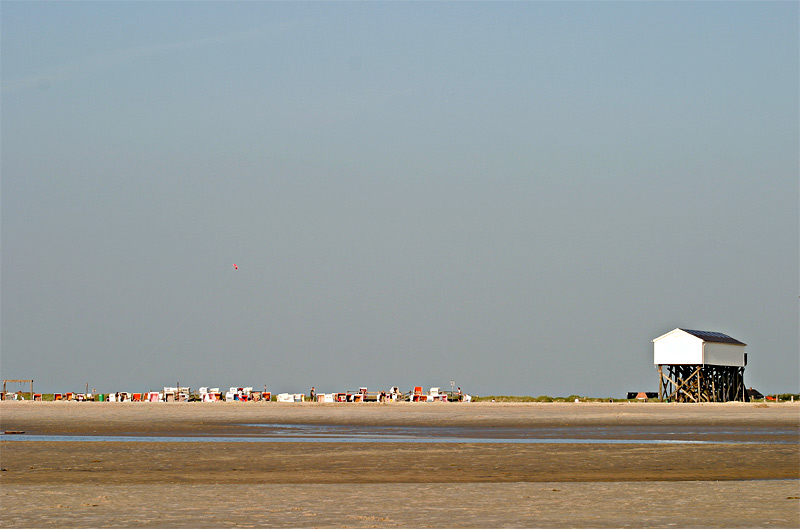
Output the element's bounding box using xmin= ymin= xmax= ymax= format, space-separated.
xmin=1 ymin=1 xmax=798 ymax=397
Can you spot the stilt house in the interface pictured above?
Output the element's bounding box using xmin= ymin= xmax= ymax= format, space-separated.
xmin=653 ymin=328 xmax=748 ymax=402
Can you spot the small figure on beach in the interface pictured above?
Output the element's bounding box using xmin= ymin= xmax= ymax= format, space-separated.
xmin=309 ymin=386 xmax=316 ymax=402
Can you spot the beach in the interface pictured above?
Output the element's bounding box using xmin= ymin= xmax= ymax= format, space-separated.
xmin=1 ymin=401 xmax=798 ymax=527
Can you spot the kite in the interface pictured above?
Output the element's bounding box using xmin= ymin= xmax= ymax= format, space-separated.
xmin=232 ymin=264 xmax=238 ymax=270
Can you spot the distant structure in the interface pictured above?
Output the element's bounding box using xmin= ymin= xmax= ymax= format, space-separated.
xmin=653 ymin=328 xmax=748 ymax=402
xmin=2 ymin=379 xmax=33 ymax=400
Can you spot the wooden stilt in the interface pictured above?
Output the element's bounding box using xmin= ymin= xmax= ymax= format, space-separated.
xmin=655 ymin=364 xmax=747 ymax=403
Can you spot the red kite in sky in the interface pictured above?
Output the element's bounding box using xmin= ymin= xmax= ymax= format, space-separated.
xmin=232 ymin=264 xmax=238 ymax=270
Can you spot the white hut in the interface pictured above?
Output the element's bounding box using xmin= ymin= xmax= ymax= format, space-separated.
xmin=653 ymin=328 xmax=748 ymax=402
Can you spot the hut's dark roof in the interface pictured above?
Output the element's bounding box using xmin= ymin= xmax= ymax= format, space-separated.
xmin=680 ymin=329 xmax=746 ymax=346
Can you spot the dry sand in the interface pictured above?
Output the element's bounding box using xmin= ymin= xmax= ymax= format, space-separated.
xmin=1 ymin=401 xmax=799 ymax=528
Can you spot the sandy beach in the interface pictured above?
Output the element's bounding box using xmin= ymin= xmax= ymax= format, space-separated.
xmin=1 ymin=401 xmax=798 ymax=527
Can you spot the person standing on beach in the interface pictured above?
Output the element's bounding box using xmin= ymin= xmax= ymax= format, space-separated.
xmin=309 ymin=386 xmax=316 ymax=402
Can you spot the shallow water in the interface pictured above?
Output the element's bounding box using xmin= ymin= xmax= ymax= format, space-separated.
xmin=2 ymin=422 xmax=797 ymax=444
xmin=239 ymin=422 xmax=798 ymax=442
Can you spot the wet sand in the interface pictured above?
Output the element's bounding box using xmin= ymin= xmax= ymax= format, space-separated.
xmin=3 ymin=481 xmax=799 ymax=528
xmin=2 ymin=401 xmax=799 ymax=527
xmin=3 ymin=400 xmax=799 ymax=437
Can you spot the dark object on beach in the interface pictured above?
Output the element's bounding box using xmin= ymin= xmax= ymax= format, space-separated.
xmin=626 ymin=392 xmax=658 ymax=400
xmin=4 ymin=431 xmax=25 ymax=435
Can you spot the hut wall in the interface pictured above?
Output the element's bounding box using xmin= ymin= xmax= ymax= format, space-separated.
xmin=653 ymin=331 xmax=702 ymax=365
xmin=703 ymin=342 xmax=746 ymax=367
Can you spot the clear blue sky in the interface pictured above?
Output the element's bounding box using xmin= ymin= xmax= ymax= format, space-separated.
xmin=2 ymin=1 xmax=798 ymax=396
